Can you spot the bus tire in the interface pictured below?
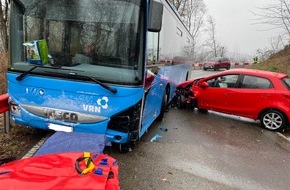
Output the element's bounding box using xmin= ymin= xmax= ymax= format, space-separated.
xmin=156 ymin=91 xmax=167 ymax=121
xmin=119 ymin=143 xmax=131 ymax=153
xmin=186 ymin=71 xmax=189 ymax=81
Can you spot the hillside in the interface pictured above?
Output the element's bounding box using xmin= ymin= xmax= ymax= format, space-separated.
xmin=250 ymin=45 xmax=290 ymax=76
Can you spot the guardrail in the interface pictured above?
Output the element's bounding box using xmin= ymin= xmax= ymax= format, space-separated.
xmin=0 ymin=93 xmax=10 ymax=133
xmin=192 ymin=62 xmax=252 ymax=70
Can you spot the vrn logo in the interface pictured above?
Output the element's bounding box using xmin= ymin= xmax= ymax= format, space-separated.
xmin=83 ymin=97 xmax=109 ymax=113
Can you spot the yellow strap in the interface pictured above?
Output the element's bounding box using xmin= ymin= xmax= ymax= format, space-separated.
xmin=84 ymin=152 xmax=91 ymax=164
xmin=82 ymin=152 xmax=95 ymax=175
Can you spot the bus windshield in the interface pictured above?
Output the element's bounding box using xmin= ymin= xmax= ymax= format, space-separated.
xmin=10 ymin=0 xmax=144 ymax=85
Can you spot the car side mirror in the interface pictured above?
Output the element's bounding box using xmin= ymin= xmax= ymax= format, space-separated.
xmin=199 ymin=81 xmax=209 ymax=88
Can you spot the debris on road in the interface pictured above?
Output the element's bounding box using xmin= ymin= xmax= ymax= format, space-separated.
xmin=150 ymin=133 xmax=162 ymax=142
xmin=159 ymin=126 xmax=168 ymax=131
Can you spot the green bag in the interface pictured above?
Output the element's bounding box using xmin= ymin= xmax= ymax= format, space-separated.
xmin=23 ymin=39 xmax=48 ymax=65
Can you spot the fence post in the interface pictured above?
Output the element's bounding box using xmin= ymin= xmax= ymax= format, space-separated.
xmin=4 ymin=111 xmax=10 ymax=133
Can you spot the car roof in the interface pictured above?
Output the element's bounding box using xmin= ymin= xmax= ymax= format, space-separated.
xmin=209 ymin=68 xmax=287 ymax=79
xmin=208 ymin=57 xmax=229 ymax=61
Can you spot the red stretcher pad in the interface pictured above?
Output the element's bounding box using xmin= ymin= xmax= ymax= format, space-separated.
xmin=0 ymin=152 xmax=119 ymax=190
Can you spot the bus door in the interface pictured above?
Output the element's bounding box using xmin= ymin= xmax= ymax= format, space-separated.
xmin=141 ymin=66 xmax=164 ymax=135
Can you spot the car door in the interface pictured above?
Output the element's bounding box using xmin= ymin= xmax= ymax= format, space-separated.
xmin=220 ymin=58 xmax=226 ymax=68
xmin=198 ymin=75 xmax=237 ymax=113
xmin=227 ymin=75 xmax=275 ymax=118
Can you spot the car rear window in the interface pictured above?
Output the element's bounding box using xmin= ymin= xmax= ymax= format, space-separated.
xmin=282 ymin=77 xmax=290 ymax=90
xmin=241 ymin=75 xmax=272 ymax=89
xmin=210 ymin=57 xmax=229 ymax=62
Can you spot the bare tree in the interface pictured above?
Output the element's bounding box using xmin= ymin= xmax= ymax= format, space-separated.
xmin=253 ymin=35 xmax=286 ymax=62
xmin=206 ymin=15 xmax=219 ymax=57
xmin=184 ymin=0 xmax=207 ymax=60
xmin=256 ymin=47 xmax=274 ymax=62
xmin=0 ymin=0 xmax=10 ymax=53
xmin=169 ymin=0 xmax=208 ymax=62
xmin=269 ymin=35 xmax=286 ymax=53
xmin=253 ymin=0 xmax=290 ymax=41
xmin=220 ymin=46 xmax=227 ymax=57
xmin=168 ymin=0 xmax=187 ymax=16
xmin=183 ymin=0 xmax=206 ymax=32
xmin=0 ymin=0 xmax=10 ymax=94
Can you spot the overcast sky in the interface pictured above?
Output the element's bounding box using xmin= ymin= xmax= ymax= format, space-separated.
xmin=204 ymin=0 xmax=282 ymax=57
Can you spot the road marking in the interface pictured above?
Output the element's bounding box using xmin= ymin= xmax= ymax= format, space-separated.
xmin=22 ymin=135 xmax=50 ymax=158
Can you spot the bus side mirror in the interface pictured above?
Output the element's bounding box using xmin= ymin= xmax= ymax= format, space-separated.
xmin=148 ymin=0 xmax=163 ymax=32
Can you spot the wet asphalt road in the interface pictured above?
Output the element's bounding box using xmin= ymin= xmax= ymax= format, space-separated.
xmin=106 ymin=109 xmax=290 ymax=190
xmin=105 ymin=69 xmax=290 ymax=190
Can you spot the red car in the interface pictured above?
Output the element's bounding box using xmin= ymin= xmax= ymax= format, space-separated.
xmin=203 ymin=57 xmax=231 ymax=71
xmin=174 ymin=69 xmax=290 ymax=132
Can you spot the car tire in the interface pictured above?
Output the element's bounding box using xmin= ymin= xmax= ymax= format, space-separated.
xmin=260 ymin=110 xmax=287 ymax=132
xmin=226 ymin=64 xmax=230 ymax=70
xmin=176 ymin=95 xmax=186 ymax=109
xmin=203 ymin=68 xmax=207 ymax=71
xmin=198 ymin=108 xmax=208 ymax=114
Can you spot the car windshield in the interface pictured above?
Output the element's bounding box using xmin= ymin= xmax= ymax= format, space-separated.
xmin=209 ymin=57 xmax=222 ymax=62
xmin=9 ymin=0 xmax=144 ymax=85
xmin=210 ymin=57 xmax=227 ymax=62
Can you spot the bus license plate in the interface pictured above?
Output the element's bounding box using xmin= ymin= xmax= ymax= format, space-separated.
xmin=47 ymin=123 xmax=73 ymax=132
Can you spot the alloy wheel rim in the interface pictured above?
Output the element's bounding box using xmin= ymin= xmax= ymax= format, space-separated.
xmin=263 ymin=112 xmax=283 ymax=130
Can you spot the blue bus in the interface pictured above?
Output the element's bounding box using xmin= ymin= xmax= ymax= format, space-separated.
xmin=7 ymin=0 xmax=193 ymax=152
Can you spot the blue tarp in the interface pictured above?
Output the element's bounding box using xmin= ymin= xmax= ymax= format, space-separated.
xmin=34 ymin=131 xmax=109 ymax=156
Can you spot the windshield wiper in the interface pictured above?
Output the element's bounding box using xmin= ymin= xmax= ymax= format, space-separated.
xmin=16 ymin=65 xmax=77 ymax=81
xmin=16 ymin=65 xmax=40 ymax=81
xmin=68 ymin=72 xmax=117 ymax=94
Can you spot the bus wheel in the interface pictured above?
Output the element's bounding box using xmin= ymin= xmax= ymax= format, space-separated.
xmin=119 ymin=143 xmax=131 ymax=153
xmin=156 ymin=91 xmax=167 ymax=121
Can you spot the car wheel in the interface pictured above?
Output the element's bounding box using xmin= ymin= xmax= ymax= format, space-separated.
xmin=260 ymin=110 xmax=287 ymax=132
xmin=226 ymin=64 xmax=230 ymax=70
xmin=176 ymin=95 xmax=186 ymax=109
xmin=203 ymin=67 xmax=207 ymax=71
xmin=198 ymin=108 xmax=208 ymax=114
